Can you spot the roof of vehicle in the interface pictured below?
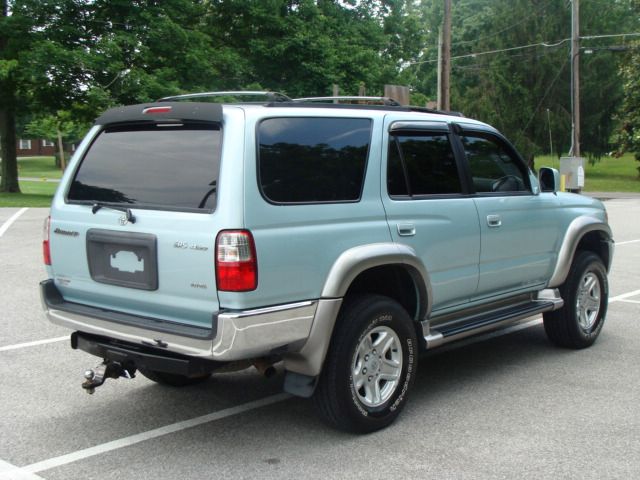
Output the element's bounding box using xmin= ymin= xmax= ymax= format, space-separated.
xmin=94 ymin=91 xmax=493 ymax=131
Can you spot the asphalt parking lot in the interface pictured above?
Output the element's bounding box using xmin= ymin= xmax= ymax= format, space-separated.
xmin=1 ymin=200 xmax=639 ymax=480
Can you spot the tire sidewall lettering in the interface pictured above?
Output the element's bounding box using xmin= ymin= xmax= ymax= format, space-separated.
xmin=348 ymin=312 xmax=415 ymax=418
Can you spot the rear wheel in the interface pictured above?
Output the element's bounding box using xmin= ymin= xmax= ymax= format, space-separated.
xmin=543 ymin=251 xmax=608 ymax=349
xmin=139 ymin=369 xmax=212 ymax=387
xmin=313 ymin=295 xmax=417 ymax=433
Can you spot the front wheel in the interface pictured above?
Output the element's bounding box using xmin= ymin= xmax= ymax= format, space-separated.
xmin=312 ymin=295 xmax=417 ymax=433
xmin=543 ymin=251 xmax=608 ymax=349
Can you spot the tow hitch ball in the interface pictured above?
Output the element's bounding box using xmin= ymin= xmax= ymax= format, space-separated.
xmin=82 ymin=360 xmax=136 ymax=394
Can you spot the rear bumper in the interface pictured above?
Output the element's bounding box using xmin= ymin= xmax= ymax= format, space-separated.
xmin=71 ymin=331 xmax=219 ymax=376
xmin=40 ymin=280 xmax=317 ymax=361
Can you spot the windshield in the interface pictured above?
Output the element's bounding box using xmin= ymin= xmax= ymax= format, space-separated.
xmin=68 ymin=124 xmax=221 ymax=212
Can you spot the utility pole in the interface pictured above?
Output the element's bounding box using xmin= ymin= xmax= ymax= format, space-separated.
xmin=570 ymin=0 xmax=580 ymax=157
xmin=437 ymin=0 xmax=452 ymax=111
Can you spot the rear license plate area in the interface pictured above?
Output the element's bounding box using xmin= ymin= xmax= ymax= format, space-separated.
xmin=86 ymin=229 xmax=158 ymax=291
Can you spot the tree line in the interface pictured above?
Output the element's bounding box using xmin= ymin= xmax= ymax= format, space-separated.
xmin=1 ymin=0 xmax=638 ymax=192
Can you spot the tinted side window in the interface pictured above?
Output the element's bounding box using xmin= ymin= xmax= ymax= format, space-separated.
xmin=68 ymin=124 xmax=221 ymax=211
xmin=387 ymin=132 xmax=461 ymax=196
xmin=461 ymin=134 xmax=528 ymax=193
xmin=258 ymin=117 xmax=371 ymax=203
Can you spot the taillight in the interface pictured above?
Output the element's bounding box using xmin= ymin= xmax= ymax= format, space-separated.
xmin=215 ymin=230 xmax=257 ymax=291
xmin=43 ymin=216 xmax=51 ymax=265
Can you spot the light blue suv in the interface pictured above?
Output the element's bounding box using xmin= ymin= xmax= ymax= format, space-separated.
xmin=41 ymin=92 xmax=613 ymax=432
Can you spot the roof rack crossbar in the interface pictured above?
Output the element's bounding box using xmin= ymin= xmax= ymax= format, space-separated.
xmin=293 ymin=96 xmax=402 ymax=107
xmin=157 ymin=91 xmax=292 ymax=102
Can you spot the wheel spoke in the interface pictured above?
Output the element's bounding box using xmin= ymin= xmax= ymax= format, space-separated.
xmin=379 ymin=358 xmax=401 ymax=381
xmin=576 ymin=272 xmax=602 ymax=330
xmin=372 ymin=330 xmax=387 ymax=349
xmin=371 ymin=378 xmax=382 ymax=404
xmin=350 ymin=325 xmax=404 ymax=408
xmin=583 ymin=276 xmax=597 ymax=293
xmin=362 ymin=383 xmax=374 ymax=404
xmin=381 ymin=335 xmax=396 ymax=356
xmin=586 ymin=297 xmax=600 ymax=311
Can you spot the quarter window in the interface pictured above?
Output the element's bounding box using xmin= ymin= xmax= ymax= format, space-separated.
xmin=258 ymin=117 xmax=371 ymax=203
xmin=387 ymin=132 xmax=462 ymax=196
xmin=461 ymin=134 xmax=528 ymax=193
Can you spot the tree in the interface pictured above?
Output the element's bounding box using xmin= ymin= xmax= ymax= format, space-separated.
xmin=26 ymin=111 xmax=88 ymax=170
xmin=1 ymin=0 xmax=94 ymax=192
xmin=201 ymin=0 xmax=407 ymax=97
xmin=616 ymin=41 xmax=640 ymax=174
xmin=0 ymin=0 xmax=23 ymax=192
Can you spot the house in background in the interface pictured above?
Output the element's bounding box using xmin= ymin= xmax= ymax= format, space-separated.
xmin=17 ymin=138 xmax=57 ymax=156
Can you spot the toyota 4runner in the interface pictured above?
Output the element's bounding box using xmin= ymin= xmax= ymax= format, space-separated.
xmin=41 ymin=92 xmax=613 ymax=433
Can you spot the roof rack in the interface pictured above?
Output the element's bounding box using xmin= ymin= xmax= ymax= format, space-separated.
xmin=293 ymin=96 xmax=402 ymax=107
xmin=157 ymin=91 xmax=292 ymax=103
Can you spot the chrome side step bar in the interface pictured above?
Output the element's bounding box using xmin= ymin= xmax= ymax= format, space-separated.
xmin=423 ymin=289 xmax=564 ymax=349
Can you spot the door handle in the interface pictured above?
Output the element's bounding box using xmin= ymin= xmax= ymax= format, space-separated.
xmin=486 ymin=214 xmax=502 ymax=228
xmin=397 ymin=223 xmax=416 ymax=236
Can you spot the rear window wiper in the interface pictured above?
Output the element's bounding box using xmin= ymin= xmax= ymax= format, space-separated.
xmin=91 ymin=203 xmax=136 ymax=224
xmin=197 ymin=180 xmax=217 ymax=209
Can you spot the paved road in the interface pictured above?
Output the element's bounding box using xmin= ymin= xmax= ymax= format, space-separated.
xmin=0 ymin=202 xmax=639 ymax=480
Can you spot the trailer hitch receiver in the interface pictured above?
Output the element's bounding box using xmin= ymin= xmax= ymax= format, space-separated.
xmin=82 ymin=360 xmax=136 ymax=394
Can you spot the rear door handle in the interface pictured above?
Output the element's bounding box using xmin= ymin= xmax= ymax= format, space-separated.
xmin=486 ymin=214 xmax=502 ymax=228
xmin=397 ymin=223 xmax=416 ymax=236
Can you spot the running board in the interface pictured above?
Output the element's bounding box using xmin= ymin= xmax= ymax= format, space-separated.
xmin=423 ymin=289 xmax=563 ymax=349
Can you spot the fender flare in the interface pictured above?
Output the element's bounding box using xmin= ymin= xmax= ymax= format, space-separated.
xmin=320 ymin=242 xmax=432 ymax=319
xmin=283 ymin=243 xmax=432 ymax=380
xmin=547 ymin=216 xmax=613 ymax=288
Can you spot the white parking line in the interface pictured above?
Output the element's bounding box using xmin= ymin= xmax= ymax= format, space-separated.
xmin=0 ymin=459 xmax=45 ymax=480
xmin=0 ymin=336 xmax=68 ymax=353
xmin=609 ymin=289 xmax=640 ymax=303
xmin=0 ymin=208 xmax=28 ymax=238
xmin=616 ymin=239 xmax=640 ymax=246
xmin=618 ymin=299 xmax=640 ymax=305
xmin=23 ymin=393 xmax=291 ymax=475
xmin=5 ymin=286 xmax=638 ymax=474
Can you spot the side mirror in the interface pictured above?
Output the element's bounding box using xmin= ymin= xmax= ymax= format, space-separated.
xmin=539 ymin=167 xmax=560 ymax=193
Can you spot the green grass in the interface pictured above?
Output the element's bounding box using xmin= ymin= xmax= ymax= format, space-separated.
xmin=16 ymin=156 xmax=63 ymax=180
xmin=0 ymin=157 xmax=61 ymax=207
xmin=535 ymin=153 xmax=640 ymax=192
xmin=0 ymin=181 xmax=58 ymax=207
xmin=2 ymin=154 xmax=639 ymax=208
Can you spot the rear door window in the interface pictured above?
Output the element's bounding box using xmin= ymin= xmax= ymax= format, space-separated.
xmin=387 ymin=132 xmax=462 ymax=196
xmin=68 ymin=124 xmax=221 ymax=211
xmin=258 ymin=117 xmax=372 ymax=203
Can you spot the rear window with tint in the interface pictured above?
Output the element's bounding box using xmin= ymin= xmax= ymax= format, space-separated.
xmin=258 ymin=117 xmax=372 ymax=203
xmin=68 ymin=124 xmax=221 ymax=211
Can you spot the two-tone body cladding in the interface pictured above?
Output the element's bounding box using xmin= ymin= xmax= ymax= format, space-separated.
xmin=546 ymin=193 xmax=613 ymax=287
xmin=41 ymin=92 xmax=613 ymax=433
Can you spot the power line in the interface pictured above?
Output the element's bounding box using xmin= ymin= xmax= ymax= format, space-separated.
xmin=581 ymin=32 xmax=640 ymax=41
xmin=407 ymin=32 xmax=640 ymax=67
xmin=409 ymin=38 xmax=570 ymax=65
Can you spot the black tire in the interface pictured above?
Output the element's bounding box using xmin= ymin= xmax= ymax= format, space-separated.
xmin=543 ymin=250 xmax=608 ymax=349
xmin=312 ymin=294 xmax=418 ymax=433
xmin=139 ymin=369 xmax=212 ymax=387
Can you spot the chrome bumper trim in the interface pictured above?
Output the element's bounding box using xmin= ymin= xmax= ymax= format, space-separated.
xmin=44 ymin=286 xmax=318 ymax=361
xmin=212 ymin=301 xmax=317 ymax=360
xmin=45 ymin=307 xmax=214 ymax=357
